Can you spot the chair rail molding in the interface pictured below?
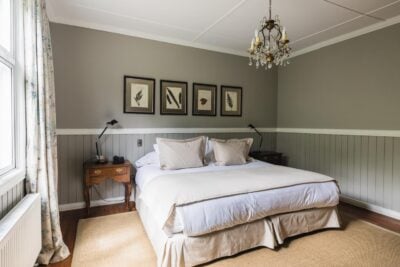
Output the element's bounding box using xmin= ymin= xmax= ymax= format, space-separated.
xmin=56 ymin=128 xmax=277 ymax=135
xmin=57 ymin=127 xmax=400 ymax=137
xmin=276 ymin=128 xmax=400 ymax=137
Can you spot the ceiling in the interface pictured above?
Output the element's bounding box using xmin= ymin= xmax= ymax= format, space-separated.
xmin=46 ymin=0 xmax=400 ymax=57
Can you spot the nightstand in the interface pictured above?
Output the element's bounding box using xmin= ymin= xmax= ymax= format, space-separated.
xmin=83 ymin=160 xmax=133 ymax=213
xmin=249 ymin=151 xmax=285 ymax=165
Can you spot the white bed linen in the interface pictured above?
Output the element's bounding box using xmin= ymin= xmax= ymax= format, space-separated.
xmin=136 ymin=160 xmax=267 ymax=190
xmin=136 ymin=188 xmax=341 ymax=267
xmin=136 ymin=161 xmax=339 ymax=237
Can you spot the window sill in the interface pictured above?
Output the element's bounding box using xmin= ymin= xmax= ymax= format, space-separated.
xmin=0 ymin=169 xmax=25 ymax=196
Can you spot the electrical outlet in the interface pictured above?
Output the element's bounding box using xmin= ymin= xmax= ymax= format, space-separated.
xmin=137 ymin=139 xmax=143 ymax=147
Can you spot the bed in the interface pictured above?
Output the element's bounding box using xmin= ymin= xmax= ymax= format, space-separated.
xmin=135 ymin=154 xmax=341 ymax=267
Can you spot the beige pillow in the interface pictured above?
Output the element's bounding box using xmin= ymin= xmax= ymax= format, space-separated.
xmin=211 ymin=138 xmax=253 ymax=166
xmin=157 ymin=136 xmax=206 ymax=170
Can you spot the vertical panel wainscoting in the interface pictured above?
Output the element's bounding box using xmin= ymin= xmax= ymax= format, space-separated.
xmin=0 ymin=181 xmax=25 ymax=220
xmin=277 ymin=133 xmax=400 ymax=218
xmin=57 ymin=132 xmax=276 ymax=210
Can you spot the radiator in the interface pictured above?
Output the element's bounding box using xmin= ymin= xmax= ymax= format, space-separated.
xmin=0 ymin=194 xmax=41 ymax=267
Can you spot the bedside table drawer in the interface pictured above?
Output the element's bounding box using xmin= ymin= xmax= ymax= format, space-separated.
xmin=89 ymin=167 xmax=128 ymax=177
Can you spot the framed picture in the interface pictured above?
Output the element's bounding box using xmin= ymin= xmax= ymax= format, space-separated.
xmin=124 ymin=76 xmax=155 ymax=114
xmin=221 ymin=85 xmax=242 ymax=116
xmin=160 ymin=80 xmax=188 ymax=115
xmin=192 ymin=83 xmax=217 ymax=116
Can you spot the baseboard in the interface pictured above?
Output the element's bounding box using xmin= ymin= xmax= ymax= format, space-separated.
xmin=59 ymin=195 xmax=135 ymax=212
xmin=340 ymin=196 xmax=400 ymax=220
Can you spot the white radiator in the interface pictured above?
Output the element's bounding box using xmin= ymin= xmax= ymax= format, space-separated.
xmin=0 ymin=194 xmax=41 ymax=267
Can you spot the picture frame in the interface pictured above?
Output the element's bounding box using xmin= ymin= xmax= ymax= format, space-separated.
xmin=221 ymin=85 xmax=242 ymax=116
xmin=124 ymin=76 xmax=155 ymax=114
xmin=160 ymin=80 xmax=188 ymax=115
xmin=192 ymin=83 xmax=217 ymax=116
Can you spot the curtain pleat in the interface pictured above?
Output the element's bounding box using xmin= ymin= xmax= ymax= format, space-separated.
xmin=23 ymin=0 xmax=70 ymax=264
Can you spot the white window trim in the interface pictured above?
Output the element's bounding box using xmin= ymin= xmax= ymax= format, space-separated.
xmin=0 ymin=0 xmax=25 ymax=196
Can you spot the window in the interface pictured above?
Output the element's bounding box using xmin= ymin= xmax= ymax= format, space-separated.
xmin=0 ymin=0 xmax=25 ymax=188
xmin=0 ymin=0 xmax=14 ymax=175
xmin=0 ymin=0 xmax=11 ymax=52
xmin=0 ymin=61 xmax=13 ymax=173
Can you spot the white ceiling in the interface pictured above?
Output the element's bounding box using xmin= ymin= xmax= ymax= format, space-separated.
xmin=46 ymin=0 xmax=400 ymax=57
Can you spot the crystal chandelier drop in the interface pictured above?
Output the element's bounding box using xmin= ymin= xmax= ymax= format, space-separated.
xmin=248 ymin=0 xmax=291 ymax=69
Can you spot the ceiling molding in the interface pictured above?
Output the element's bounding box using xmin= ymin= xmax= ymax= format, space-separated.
xmin=49 ymin=16 xmax=249 ymax=57
xmin=291 ymin=14 xmax=400 ymax=58
xmin=46 ymin=1 xmax=400 ymax=60
xmin=291 ymin=0 xmax=400 ymax=46
xmin=45 ymin=0 xmax=56 ymax=20
xmin=192 ymin=0 xmax=248 ymax=41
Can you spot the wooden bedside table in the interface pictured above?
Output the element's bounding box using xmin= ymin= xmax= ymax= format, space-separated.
xmin=83 ymin=160 xmax=133 ymax=213
xmin=249 ymin=151 xmax=285 ymax=165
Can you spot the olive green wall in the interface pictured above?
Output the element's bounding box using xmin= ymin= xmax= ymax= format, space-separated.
xmin=278 ymin=23 xmax=400 ymax=130
xmin=50 ymin=23 xmax=277 ymax=129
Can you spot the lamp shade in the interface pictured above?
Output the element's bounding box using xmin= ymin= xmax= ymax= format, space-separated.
xmin=107 ymin=119 xmax=118 ymax=126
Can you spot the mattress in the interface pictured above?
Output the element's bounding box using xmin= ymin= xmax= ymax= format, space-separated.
xmin=136 ymin=161 xmax=339 ymax=237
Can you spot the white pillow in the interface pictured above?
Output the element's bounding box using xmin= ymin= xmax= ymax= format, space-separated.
xmin=135 ymin=151 xmax=160 ymax=168
xmin=154 ymin=137 xmax=209 ymax=156
xmin=211 ymin=138 xmax=253 ymax=166
xmin=153 ymin=144 xmax=160 ymax=155
xmin=157 ymin=136 xmax=206 ymax=170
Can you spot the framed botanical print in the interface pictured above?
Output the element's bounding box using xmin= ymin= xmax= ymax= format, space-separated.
xmin=192 ymin=83 xmax=217 ymax=116
xmin=160 ymin=80 xmax=188 ymax=115
xmin=221 ymin=85 xmax=242 ymax=116
xmin=124 ymin=76 xmax=155 ymax=114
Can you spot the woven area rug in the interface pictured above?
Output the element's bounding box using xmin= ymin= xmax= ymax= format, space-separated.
xmin=71 ymin=211 xmax=400 ymax=267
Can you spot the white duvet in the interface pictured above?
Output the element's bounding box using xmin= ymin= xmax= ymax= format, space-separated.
xmin=136 ymin=161 xmax=339 ymax=237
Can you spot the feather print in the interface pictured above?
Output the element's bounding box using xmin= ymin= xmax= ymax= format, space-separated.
xmin=227 ymin=93 xmax=233 ymax=110
xmin=166 ymin=94 xmax=172 ymax=105
xmin=167 ymin=87 xmax=181 ymax=108
xmin=134 ymin=90 xmax=143 ymax=106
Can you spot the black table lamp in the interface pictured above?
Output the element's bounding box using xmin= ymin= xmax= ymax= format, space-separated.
xmin=248 ymin=123 xmax=263 ymax=152
xmin=96 ymin=119 xmax=118 ymax=163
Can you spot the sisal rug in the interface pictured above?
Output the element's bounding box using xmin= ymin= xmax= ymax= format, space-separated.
xmin=71 ymin=211 xmax=400 ymax=267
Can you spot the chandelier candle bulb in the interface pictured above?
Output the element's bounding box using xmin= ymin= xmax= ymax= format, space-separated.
xmin=282 ymin=27 xmax=287 ymax=40
xmin=248 ymin=0 xmax=291 ymax=70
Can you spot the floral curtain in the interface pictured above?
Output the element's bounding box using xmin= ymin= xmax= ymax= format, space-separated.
xmin=23 ymin=0 xmax=70 ymax=264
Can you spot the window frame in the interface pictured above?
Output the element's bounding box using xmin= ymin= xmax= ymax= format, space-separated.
xmin=0 ymin=0 xmax=26 ymax=196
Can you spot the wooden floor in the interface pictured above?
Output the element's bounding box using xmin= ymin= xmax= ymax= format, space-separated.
xmin=48 ymin=202 xmax=400 ymax=267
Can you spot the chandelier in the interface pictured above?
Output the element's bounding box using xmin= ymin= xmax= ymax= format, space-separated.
xmin=248 ymin=0 xmax=291 ymax=69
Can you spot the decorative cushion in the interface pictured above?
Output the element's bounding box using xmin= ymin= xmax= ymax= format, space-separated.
xmin=211 ymin=138 xmax=253 ymax=166
xmin=157 ymin=136 xmax=206 ymax=170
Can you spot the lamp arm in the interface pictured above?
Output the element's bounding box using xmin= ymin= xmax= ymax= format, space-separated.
xmin=250 ymin=126 xmax=263 ymax=151
xmin=252 ymin=127 xmax=261 ymax=137
xmin=95 ymin=125 xmax=110 ymax=158
xmin=97 ymin=126 xmax=109 ymax=140
xmin=95 ymin=141 xmax=100 ymax=158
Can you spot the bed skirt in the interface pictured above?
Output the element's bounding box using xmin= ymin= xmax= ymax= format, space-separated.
xmin=135 ymin=187 xmax=341 ymax=267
